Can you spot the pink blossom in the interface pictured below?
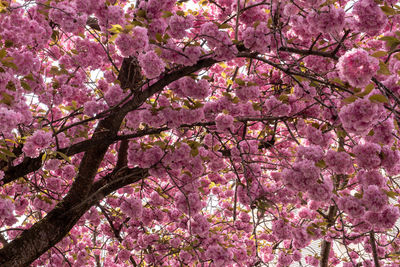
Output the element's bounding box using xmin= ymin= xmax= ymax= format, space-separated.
xmin=242 ymin=22 xmax=271 ymax=53
xmin=205 ymin=244 xmax=233 ymax=266
xmin=352 ymin=0 xmax=388 ymax=36
xmin=0 ymin=198 xmax=14 ymax=221
xmin=120 ymin=197 xmax=143 ymax=219
xmin=339 ymin=98 xmax=384 ymax=135
xmin=308 ymin=179 xmax=333 ymax=202
xmin=272 ymin=219 xmax=292 ymax=240
xmin=353 ymin=142 xmax=381 ymax=170
xmin=263 ymin=96 xmax=291 ymax=117
xmin=104 ymin=85 xmax=125 ymax=106
xmin=325 ymin=150 xmax=354 ymax=174
xmin=138 ymin=51 xmax=165 ymax=79
xmin=338 ymin=196 xmax=366 ymax=218
xmin=363 ymin=185 xmax=387 ymax=212
xmin=190 ymin=214 xmax=210 ymax=238
xmin=215 ymin=113 xmax=234 ymax=132
xmin=306 ymin=5 xmax=345 ymax=34
xmin=28 ymin=130 xmax=53 ymax=149
xmin=381 ymin=146 xmax=400 ymax=175
xmin=336 ymin=49 xmax=379 ymax=88
xmin=168 ymin=14 xmax=194 ymax=39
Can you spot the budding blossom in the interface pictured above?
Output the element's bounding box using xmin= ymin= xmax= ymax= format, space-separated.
xmin=336 ymin=49 xmax=379 ymax=88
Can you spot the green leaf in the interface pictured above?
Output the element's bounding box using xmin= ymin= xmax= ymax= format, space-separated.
xmin=20 ymin=81 xmax=31 ymax=91
xmin=381 ymin=5 xmax=397 ymax=16
xmin=355 ymin=83 xmax=374 ymax=97
xmin=315 ymin=160 xmax=326 ymax=168
xmin=378 ymin=61 xmax=391 ymax=75
xmin=108 ymin=24 xmax=124 ymax=34
xmin=155 ymin=33 xmax=163 ymax=43
xmin=56 ymin=151 xmax=71 ymax=163
xmin=4 ymin=40 xmax=13 ymax=48
xmin=0 ymin=92 xmax=14 ymax=106
xmin=0 ymin=48 xmax=6 ymax=59
xmin=162 ymin=11 xmax=173 ymax=18
xmin=385 ymin=190 xmax=398 ymax=199
xmin=371 ymin=51 xmax=387 ymax=58
xmin=379 ymin=36 xmax=400 ymax=51
xmin=0 ymin=148 xmax=15 ymax=158
xmin=235 ymin=78 xmax=245 ymax=86
xmin=369 ymin=94 xmax=389 ymax=103
xmin=176 ymin=10 xmax=185 ymax=16
xmin=342 ymin=95 xmax=358 ymax=104
xmin=218 ymin=23 xmax=231 ymax=29
xmin=1 ymin=60 xmax=17 ymax=70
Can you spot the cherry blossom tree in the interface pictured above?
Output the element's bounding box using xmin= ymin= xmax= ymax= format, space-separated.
xmin=1 ymin=0 xmax=400 ymax=266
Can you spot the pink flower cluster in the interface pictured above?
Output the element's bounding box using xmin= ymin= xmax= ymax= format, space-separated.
xmin=22 ymin=130 xmax=53 ymax=158
xmin=325 ymin=150 xmax=354 ymax=174
xmin=83 ymin=100 xmax=107 ymax=116
xmin=339 ymin=98 xmax=384 ymax=135
xmin=115 ymin=27 xmax=149 ymax=57
xmin=363 ymin=185 xmax=388 ymax=212
xmin=138 ymin=51 xmax=166 ymax=79
xmin=189 ymin=214 xmax=210 ymax=238
xmin=120 ymin=196 xmax=143 ymax=219
xmin=0 ymin=107 xmax=22 ymax=135
xmin=0 ymin=197 xmax=14 ymax=221
xmin=49 ymin=2 xmax=87 ymax=33
xmin=235 ymin=85 xmax=260 ymax=101
xmin=365 ymin=206 xmax=400 ymax=229
xmin=168 ymin=14 xmax=194 ymax=39
xmin=205 ymin=244 xmax=233 ymax=266
xmin=352 ymin=0 xmax=388 ymax=36
xmin=336 ymin=49 xmax=379 ymax=88
xmin=365 ymin=119 xmax=394 ymax=146
xmin=127 ymin=143 xmax=164 ymax=168
xmin=381 ymin=146 xmax=400 ymax=175
xmin=200 ymin=22 xmax=238 ymax=60
xmin=306 ymin=5 xmax=345 ymax=34
xmin=297 ymin=145 xmax=324 ymax=163
xmin=282 ymin=159 xmax=320 ymax=192
xmin=242 ymin=22 xmax=271 ymax=53
xmin=104 ymin=84 xmax=125 ymax=107
xmin=215 ymin=113 xmax=234 ymax=133
xmin=357 ymin=170 xmax=387 ymax=189
xmin=353 ymin=142 xmax=381 ymax=169
xmin=263 ymin=96 xmax=291 ymax=117
xmin=169 ymin=77 xmax=211 ymax=99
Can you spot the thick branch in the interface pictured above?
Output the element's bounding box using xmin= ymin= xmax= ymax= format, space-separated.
xmin=370 ymin=231 xmax=381 ymax=267
xmin=320 ymin=205 xmax=337 ymax=267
